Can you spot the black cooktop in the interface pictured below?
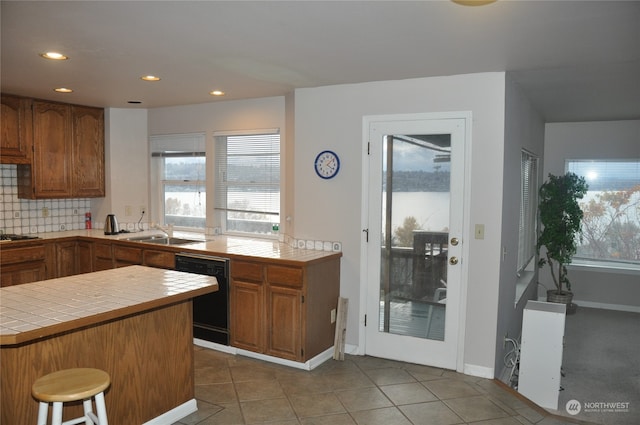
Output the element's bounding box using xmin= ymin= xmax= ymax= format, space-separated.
xmin=0 ymin=234 xmax=41 ymax=241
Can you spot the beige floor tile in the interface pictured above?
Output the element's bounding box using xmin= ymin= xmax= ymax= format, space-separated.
xmin=300 ymin=413 xmax=357 ymax=425
xmin=364 ymin=367 xmax=417 ymax=386
xmin=234 ymin=379 xmax=285 ymax=401
xmin=289 ymin=392 xmax=346 ymax=418
xmin=193 ymin=402 xmax=245 ymax=425
xmin=379 ymin=382 xmax=438 ymax=405
xmin=195 ymin=382 xmax=238 ymax=404
xmin=324 ymin=370 xmax=376 ymax=391
xmin=335 ymin=386 xmax=393 ymax=412
xmin=240 ymin=397 xmax=297 ymax=424
xmin=399 ymin=401 xmax=464 ymax=425
xmin=422 ymin=378 xmax=482 ymax=399
xmin=350 ymin=406 xmax=412 ymax=425
xmin=444 ymin=396 xmax=510 ymax=422
xmin=195 ymin=366 xmax=232 ymax=385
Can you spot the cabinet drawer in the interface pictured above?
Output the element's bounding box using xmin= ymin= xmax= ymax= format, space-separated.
xmin=267 ymin=265 xmax=303 ymax=288
xmin=143 ymin=250 xmax=174 ymax=269
xmin=231 ymin=261 xmax=264 ymax=282
xmin=113 ymin=245 xmax=142 ymax=263
xmin=0 ymin=245 xmax=46 ymax=265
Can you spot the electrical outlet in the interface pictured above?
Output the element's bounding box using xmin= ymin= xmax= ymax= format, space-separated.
xmin=475 ymin=223 xmax=485 ymax=239
xmin=125 ymin=205 xmax=132 ymax=216
xmin=139 ymin=206 xmax=146 ymax=215
xmin=42 ymin=207 xmax=49 ymax=218
xmin=331 ymin=309 xmax=337 ymax=324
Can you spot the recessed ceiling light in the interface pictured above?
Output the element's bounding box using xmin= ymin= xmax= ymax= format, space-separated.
xmin=54 ymin=87 xmax=73 ymax=93
xmin=141 ymin=75 xmax=161 ymax=81
xmin=209 ymin=90 xmax=225 ymax=96
xmin=40 ymin=52 xmax=68 ymax=60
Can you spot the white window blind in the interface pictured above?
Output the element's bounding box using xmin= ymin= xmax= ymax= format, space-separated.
xmin=518 ymin=150 xmax=538 ymax=273
xmin=214 ymin=130 xmax=280 ymax=235
xmin=150 ymin=133 xmax=206 ymax=229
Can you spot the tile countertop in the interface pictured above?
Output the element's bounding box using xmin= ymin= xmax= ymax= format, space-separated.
xmin=0 ymin=265 xmax=218 ymax=346
xmin=31 ymin=229 xmax=342 ymax=264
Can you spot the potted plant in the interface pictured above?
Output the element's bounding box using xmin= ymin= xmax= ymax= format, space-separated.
xmin=537 ymin=172 xmax=588 ymax=309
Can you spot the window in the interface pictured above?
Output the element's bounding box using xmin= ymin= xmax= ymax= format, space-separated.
xmin=566 ymin=159 xmax=640 ymax=269
xmin=518 ymin=150 xmax=538 ymax=274
xmin=214 ymin=130 xmax=280 ymax=236
xmin=150 ymin=133 xmax=206 ymax=230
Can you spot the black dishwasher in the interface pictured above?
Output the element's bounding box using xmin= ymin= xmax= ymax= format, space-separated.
xmin=175 ymin=253 xmax=230 ymax=345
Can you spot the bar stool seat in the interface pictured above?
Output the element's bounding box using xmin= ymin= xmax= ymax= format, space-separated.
xmin=32 ymin=368 xmax=110 ymax=425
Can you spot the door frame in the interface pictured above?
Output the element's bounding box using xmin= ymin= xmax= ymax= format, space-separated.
xmin=359 ymin=111 xmax=472 ymax=372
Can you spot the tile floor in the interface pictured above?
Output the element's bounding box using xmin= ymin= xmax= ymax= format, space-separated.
xmin=173 ymin=346 xmax=593 ymax=425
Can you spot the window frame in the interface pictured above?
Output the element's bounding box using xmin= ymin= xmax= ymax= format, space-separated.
xmin=213 ymin=129 xmax=281 ymax=238
xmin=517 ymin=149 xmax=539 ymax=275
xmin=150 ymin=133 xmax=207 ymax=232
xmin=565 ymin=159 xmax=640 ymax=272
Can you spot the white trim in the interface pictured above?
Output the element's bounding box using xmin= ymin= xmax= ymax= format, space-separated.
xmin=570 ymin=299 xmax=640 ymax=314
xmin=235 ymin=347 xmax=334 ymax=370
xmin=213 ymin=128 xmax=279 ymax=136
xmin=194 ymin=339 xmax=335 ymax=370
xmin=194 ymin=338 xmax=238 ymax=354
xmin=463 ymin=363 xmax=494 ymax=379
xmin=142 ymin=399 xmax=197 ymax=425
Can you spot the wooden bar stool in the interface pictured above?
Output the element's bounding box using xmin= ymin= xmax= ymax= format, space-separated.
xmin=32 ymin=368 xmax=110 ymax=425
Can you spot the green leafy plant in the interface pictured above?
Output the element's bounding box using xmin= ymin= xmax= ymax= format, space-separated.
xmin=537 ymin=172 xmax=588 ymax=293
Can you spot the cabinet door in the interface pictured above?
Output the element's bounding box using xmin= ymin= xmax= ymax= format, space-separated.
xmin=0 ymin=262 xmax=46 ymax=287
xmin=0 ymin=94 xmax=31 ymax=163
xmin=56 ymin=241 xmax=77 ymax=277
xmin=230 ymin=279 xmax=264 ymax=352
xmin=30 ymin=101 xmax=72 ymax=198
xmin=267 ymin=285 xmax=302 ymax=361
xmin=72 ymin=106 xmax=105 ymax=197
xmin=143 ymin=249 xmax=175 ymax=269
xmin=76 ymin=240 xmax=93 ymax=274
xmin=113 ymin=244 xmax=143 ymax=267
xmin=93 ymin=242 xmax=114 ymax=271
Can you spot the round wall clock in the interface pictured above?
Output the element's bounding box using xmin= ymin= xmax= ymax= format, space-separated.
xmin=314 ymin=150 xmax=340 ymax=179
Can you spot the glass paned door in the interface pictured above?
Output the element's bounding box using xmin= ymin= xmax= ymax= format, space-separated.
xmin=365 ymin=114 xmax=467 ymax=370
xmin=380 ymin=134 xmax=451 ymax=341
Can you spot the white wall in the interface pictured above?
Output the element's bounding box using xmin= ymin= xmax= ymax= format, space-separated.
xmin=147 ymin=97 xmax=286 ymax=232
xmin=93 ymin=108 xmax=149 ymax=230
xmin=494 ymin=74 xmax=545 ymax=380
xmin=542 ymin=120 xmax=640 ymax=311
xmin=292 ymin=73 xmax=507 ymax=376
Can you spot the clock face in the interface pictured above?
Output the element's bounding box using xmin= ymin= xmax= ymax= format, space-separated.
xmin=314 ymin=150 xmax=340 ymax=179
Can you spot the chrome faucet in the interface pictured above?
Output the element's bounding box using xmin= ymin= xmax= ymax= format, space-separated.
xmin=152 ymin=223 xmax=174 ymax=238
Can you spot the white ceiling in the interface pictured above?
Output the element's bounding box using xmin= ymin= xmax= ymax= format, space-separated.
xmin=2 ymin=1 xmax=639 ymax=123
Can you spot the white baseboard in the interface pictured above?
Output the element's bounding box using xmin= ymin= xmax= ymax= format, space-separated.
xmin=194 ymin=339 xmax=335 ymax=370
xmin=193 ymin=338 xmax=238 ymax=354
xmin=463 ymin=363 xmax=494 ymax=379
xmin=572 ymin=299 xmax=640 ymax=313
xmin=142 ymin=399 xmax=197 ymax=425
xmin=236 ymin=346 xmax=334 ymax=370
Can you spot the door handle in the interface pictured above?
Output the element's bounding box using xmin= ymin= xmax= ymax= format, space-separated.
xmin=449 ymin=256 xmax=458 ymax=265
xmin=450 ymin=237 xmax=459 ymax=246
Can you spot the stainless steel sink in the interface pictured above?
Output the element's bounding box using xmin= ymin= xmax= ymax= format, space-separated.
xmin=126 ymin=235 xmax=202 ymax=245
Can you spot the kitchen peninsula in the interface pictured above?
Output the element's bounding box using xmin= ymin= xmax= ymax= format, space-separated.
xmin=0 ymin=265 xmax=218 ymax=424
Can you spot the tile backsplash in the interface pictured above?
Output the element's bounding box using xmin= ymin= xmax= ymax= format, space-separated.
xmin=0 ymin=164 xmax=91 ymax=235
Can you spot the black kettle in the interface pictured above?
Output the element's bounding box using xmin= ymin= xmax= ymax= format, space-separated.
xmin=104 ymin=214 xmax=120 ymax=235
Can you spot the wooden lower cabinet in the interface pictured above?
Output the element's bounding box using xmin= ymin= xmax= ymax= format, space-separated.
xmin=113 ymin=244 xmax=143 ymax=267
xmin=93 ymin=242 xmax=114 ymax=271
xmin=230 ymin=257 xmax=340 ymax=362
xmin=143 ymin=249 xmax=174 ymax=269
xmin=0 ymin=244 xmax=47 ymax=286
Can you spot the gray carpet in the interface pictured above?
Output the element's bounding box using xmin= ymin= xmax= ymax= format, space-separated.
xmin=554 ymin=307 xmax=640 ymax=425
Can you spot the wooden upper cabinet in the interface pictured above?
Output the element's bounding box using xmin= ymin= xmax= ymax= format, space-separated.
xmin=16 ymin=99 xmax=105 ymax=199
xmin=72 ymin=106 xmax=105 ymax=197
xmin=0 ymin=94 xmax=32 ymax=164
